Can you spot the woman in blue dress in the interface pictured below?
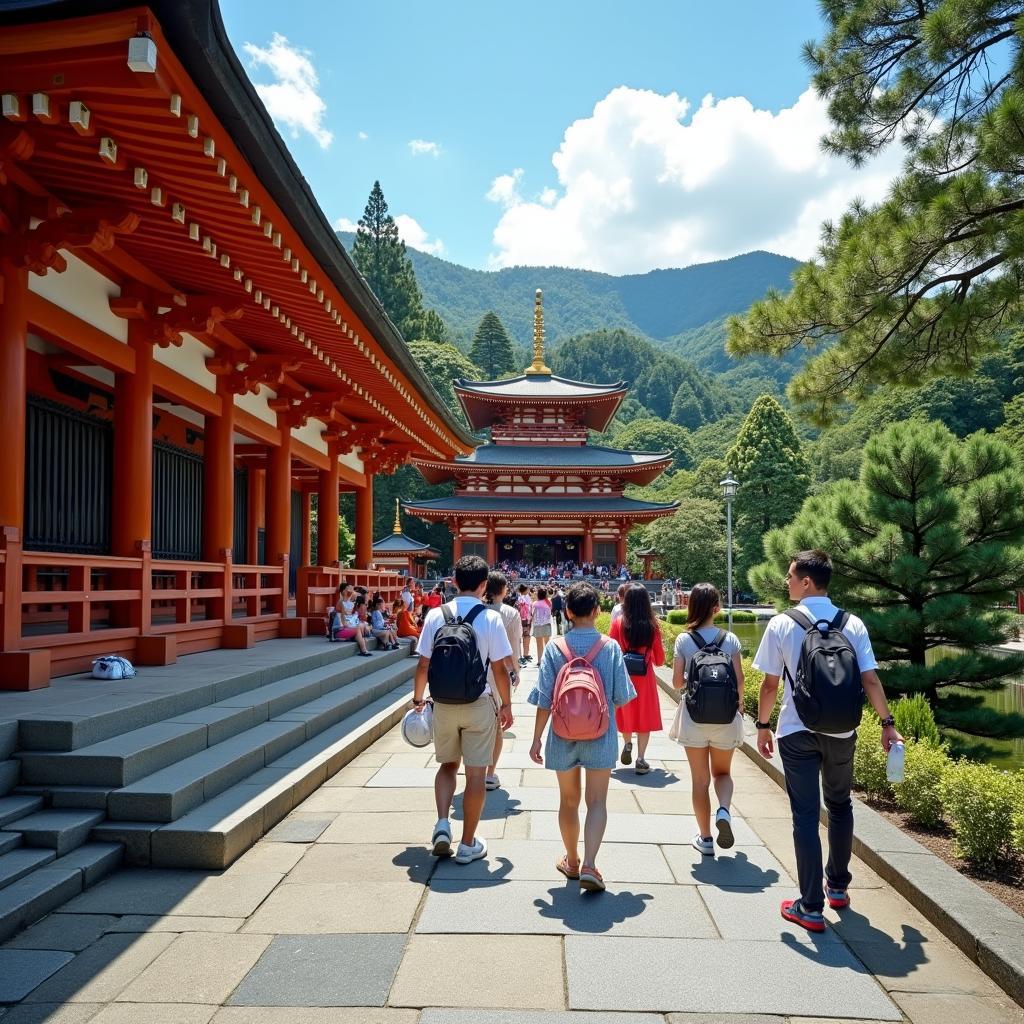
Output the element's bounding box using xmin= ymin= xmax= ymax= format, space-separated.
xmin=528 ymin=582 xmax=636 ymax=891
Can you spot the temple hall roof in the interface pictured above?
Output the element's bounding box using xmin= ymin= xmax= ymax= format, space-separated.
xmin=454 ymin=374 xmax=627 ymax=400
xmin=402 ymin=496 xmax=679 ymax=519
xmin=372 ymin=533 xmax=438 ymax=554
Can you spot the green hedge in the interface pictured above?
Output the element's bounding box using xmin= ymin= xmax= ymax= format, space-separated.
xmin=741 ymin=661 xmax=780 ymax=730
xmin=665 ymin=609 xmax=758 ymax=625
xmin=850 ymin=698 xmax=1024 ymax=865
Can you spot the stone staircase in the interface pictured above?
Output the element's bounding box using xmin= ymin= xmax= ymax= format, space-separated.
xmin=0 ymin=637 xmax=416 ymax=940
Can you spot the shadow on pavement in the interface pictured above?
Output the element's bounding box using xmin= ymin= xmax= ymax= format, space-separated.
xmin=451 ymin=789 xmax=522 ymax=820
xmin=688 ymin=850 xmax=780 ymax=890
xmin=533 ymin=884 xmax=653 ymax=933
xmin=611 ymin=767 xmax=680 ymax=788
xmin=391 ymin=845 xmax=441 ymax=884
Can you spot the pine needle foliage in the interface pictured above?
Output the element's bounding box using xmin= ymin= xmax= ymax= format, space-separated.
xmin=727 ymin=1 xmax=1024 ymax=422
xmin=469 ymin=312 xmax=517 ymax=379
xmin=751 ymin=419 xmax=1024 ymax=737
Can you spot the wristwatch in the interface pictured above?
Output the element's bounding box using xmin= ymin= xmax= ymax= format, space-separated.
xmin=754 ymin=720 xmax=772 ymax=730
xmin=880 ymin=715 xmax=895 ymax=728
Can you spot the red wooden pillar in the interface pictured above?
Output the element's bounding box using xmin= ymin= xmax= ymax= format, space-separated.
xmin=452 ymin=526 xmax=463 ymax=563
xmin=355 ymin=472 xmax=374 ymax=569
xmin=203 ymin=384 xmax=235 ymax=562
xmin=582 ymin=524 xmax=594 ymax=565
xmin=111 ymin=322 xmax=154 ymax=558
xmin=301 ymin=489 xmax=312 ymax=568
xmin=317 ymin=453 xmax=340 ymax=566
xmin=265 ymin=416 xmax=292 ymax=566
xmin=486 ymin=520 xmax=496 ymax=566
xmin=247 ymin=466 xmax=265 ymax=564
xmin=616 ymin=530 xmax=627 ymax=567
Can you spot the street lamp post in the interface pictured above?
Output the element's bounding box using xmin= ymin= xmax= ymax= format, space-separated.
xmin=720 ymin=471 xmax=739 ymax=633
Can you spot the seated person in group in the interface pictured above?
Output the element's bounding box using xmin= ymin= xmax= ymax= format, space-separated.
xmin=369 ymin=596 xmax=400 ymax=649
xmin=352 ymin=594 xmax=374 ymax=639
xmin=393 ymin=598 xmax=421 ymax=638
xmin=326 ymin=584 xmax=373 ymax=657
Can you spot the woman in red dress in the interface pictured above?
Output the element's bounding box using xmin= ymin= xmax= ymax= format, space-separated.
xmin=610 ymin=583 xmax=665 ymax=774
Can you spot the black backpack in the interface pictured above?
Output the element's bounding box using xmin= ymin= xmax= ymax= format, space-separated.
xmin=685 ymin=629 xmax=739 ymax=724
xmin=783 ymin=609 xmax=864 ymax=732
xmin=427 ymin=604 xmax=489 ymax=705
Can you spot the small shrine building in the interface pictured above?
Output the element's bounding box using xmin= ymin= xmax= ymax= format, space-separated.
xmin=0 ymin=0 xmax=474 ymax=688
xmin=405 ymin=291 xmax=679 ymax=567
xmin=372 ymin=501 xmax=439 ymax=576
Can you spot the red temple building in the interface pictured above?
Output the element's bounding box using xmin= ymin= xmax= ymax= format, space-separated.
xmin=405 ymin=291 xmax=679 ymax=566
xmin=0 ymin=0 xmax=474 ymax=689
xmin=372 ymin=500 xmax=439 ymax=576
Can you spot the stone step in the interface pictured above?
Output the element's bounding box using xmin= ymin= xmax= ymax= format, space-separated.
xmin=0 ymin=847 xmax=55 ymax=889
xmin=107 ymin=658 xmax=413 ymax=823
xmin=147 ymin=680 xmax=414 ymax=869
xmin=0 ymin=759 xmax=18 ymax=797
xmin=4 ymin=810 xmax=105 ymax=855
xmin=0 ymin=721 xmax=17 ymax=760
xmin=0 ymin=832 xmax=21 ymax=856
xmin=15 ymin=645 xmax=409 ymax=789
xmin=15 ymin=639 xmax=368 ymax=751
xmin=0 ymin=842 xmax=123 ymax=942
xmin=0 ymin=795 xmax=43 ymax=828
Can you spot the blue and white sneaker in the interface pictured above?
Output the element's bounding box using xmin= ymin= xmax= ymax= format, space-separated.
xmin=692 ymin=833 xmax=715 ymax=856
xmin=715 ymin=807 xmax=735 ymax=849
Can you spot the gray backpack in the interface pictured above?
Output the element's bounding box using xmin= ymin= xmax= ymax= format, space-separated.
xmin=783 ymin=609 xmax=864 ymax=732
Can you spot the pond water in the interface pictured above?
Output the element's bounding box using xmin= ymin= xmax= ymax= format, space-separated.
xmin=726 ymin=620 xmax=1024 ymax=770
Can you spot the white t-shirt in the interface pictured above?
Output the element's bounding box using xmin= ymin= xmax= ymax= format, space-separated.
xmin=610 ymin=604 xmax=622 ymax=624
xmin=401 ymin=589 xmax=414 ymax=612
xmin=416 ymin=596 xmax=514 ymax=695
xmin=488 ymin=600 xmax=522 ymax=682
xmin=751 ymin=595 xmax=878 ymax=740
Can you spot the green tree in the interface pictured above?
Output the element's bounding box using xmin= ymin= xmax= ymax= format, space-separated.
xmin=996 ymin=393 xmax=1024 ymax=467
xmin=725 ymin=396 xmax=809 ymax=585
xmin=727 ymin=2 xmax=1024 ymax=421
xmin=613 ymin=417 xmax=693 ymax=471
xmin=407 ymin=340 xmax=482 ymax=423
xmin=311 ymin=496 xmax=355 ymax=564
xmin=639 ymin=499 xmax=726 ymax=588
xmin=350 ymin=181 xmax=425 ymax=339
xmin=469 ymin=312 xmax=517 ymax=379
xmin=751 ymin=420 xmax=1024 ymax=742
xmin=418 ymin=308 xmax=450 ymax=345
xmin=690 ymin=458 xmax=727 ymax=502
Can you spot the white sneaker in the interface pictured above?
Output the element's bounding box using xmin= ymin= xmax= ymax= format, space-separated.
xmin=715 ymin=807 xmax=735 ymax=849
xmin=431 ymin=818 xmax=452 ymax=858
xmin=454 ymin=837 xmax=488 ymax=864
xmin=692 ymin=833 xmax=715 ymax=856
xmin=484 ymin=774 xmax=501 ymax=791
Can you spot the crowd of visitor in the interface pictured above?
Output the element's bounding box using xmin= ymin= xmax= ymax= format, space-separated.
xmin=490 ymin=559 xmax=633 ymax=581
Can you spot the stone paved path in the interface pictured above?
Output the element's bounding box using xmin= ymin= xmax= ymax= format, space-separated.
xmin=2 ymin=660 xmax=1023 ymax=1023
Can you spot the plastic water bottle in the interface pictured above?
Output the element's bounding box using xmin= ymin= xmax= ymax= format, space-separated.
xmin=886 ymin=741 xmax=906 ymax=784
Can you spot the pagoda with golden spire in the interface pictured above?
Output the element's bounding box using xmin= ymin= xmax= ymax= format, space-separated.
xmin=404 ymin=290 xmax=678 ymax=568
xmin=372 ymin=498 xmax=440 ymax=576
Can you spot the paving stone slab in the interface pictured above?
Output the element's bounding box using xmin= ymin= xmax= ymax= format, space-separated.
xmin=665 ymin=1016 xmax=791 ymax=1024
xmin=304 ymin=787 xmax=438 ymax=813
xmin=242 ymin=880 xmax=423 ymax=934
xmin=0 ymin=948 xmax=75 ymax=1003
xmin=321 ymin=765 xmax=377 ymax=787
xmin=286 ymin=787 xmax=362 ymax=813
xmin=889 ymin=990 xmax=1024 ymax=1024
xmin=213 ymin=1009 xmax=418 ymax=1023
xmin=220 ymin=842 xmax=306 ymax=876
xmin=482 ymin=787 xmax=638 ymax=813
xmin=431 ymin=838 xmax=675 ymax=884
xmin=60 ymin=868 xmax=283 ymax=918
xmin=697 ymin=886 xmax=843 ymax=944
xmin=530 ymin=811 xmax=758 ymax=846
xmin=846 ymin=936 xmax=1007 ymax=996
xmin=661 ymin=844 xmax=793 ymax=888
xmin=564 ymin=935 xmax=900 ymax=1018
xmin=0 ymin=1003 xmax=103 ymax=1023
xmin=420 ymin=1014 xmax=666 ymax=1024
xmin=3 ymin=913 xmax=117 ymax=951
xmin=228 ymin=934 xmax=405 ymax=1007
xmin=390 ymin=934 xmax=565 ymax=1009
xmin=364 ymin=767 xmax=442 ymax=788
xmin=417 ymin=879 xmax=716 ymax=938
xmin=317 ymin=811 xmax=505 ymax=844
xmin=285 ymin=842 xmax=436 ymax=885
xmin=89 ymin=1004 xmax=218 ymax=1023
xmin=104 ymin=915 xmax=245 ymax=933
xmin=262 ymin=816 xmax=335 ymax=843
xmin=23 ymin=932 xmax=176 ymax=1003
xmin=116 ymin=932 xmax=271 ymax=1004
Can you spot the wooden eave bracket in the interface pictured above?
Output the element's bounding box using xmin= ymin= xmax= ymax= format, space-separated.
xmin=109 ymin=292 xmax=244 ymax=348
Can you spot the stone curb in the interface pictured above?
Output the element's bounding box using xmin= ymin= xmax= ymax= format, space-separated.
xmin=654 ymin=667 xmax=1024 ymax=1008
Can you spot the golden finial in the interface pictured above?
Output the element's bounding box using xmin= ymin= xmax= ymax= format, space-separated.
xmin=526 ymin=288 xmax=552 ymax=375
xmin=392 ymin=498 xmax=402 ymax=534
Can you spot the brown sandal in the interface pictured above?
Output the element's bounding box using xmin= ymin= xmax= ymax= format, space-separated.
xmin=579 ymin=866 xmax=605 ymax=892
xmin=556 ymin=855 xmax=581 ymax=880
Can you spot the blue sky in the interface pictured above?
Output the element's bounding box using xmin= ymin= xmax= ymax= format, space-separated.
xmin=221 ymin=2 xmax=900 ymax=274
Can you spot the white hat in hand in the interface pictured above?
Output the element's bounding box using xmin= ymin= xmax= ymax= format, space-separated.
xmin=401 ymin=703 xmax=434 ymax=748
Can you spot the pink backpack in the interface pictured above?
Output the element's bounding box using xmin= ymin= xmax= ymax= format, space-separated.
xmin=550 ymin=636 xmax=609 ymax=741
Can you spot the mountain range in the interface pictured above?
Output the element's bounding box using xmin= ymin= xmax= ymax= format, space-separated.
xmin=336 ymin=231 xmax=800 ymax=376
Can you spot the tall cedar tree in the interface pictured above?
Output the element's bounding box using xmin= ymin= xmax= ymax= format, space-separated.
xmin=640 ymin=499 xmax=726 ymax=590
xmin=725 ymin=396 xmax=809 ymax=587
xmin=469 ymin=312 xmax=517 ymax=378
xmin=751 ymin=420 xmax=1024 ymax=741
xmin=350 ymin=181 xmax=426 ymax=340
xmin=727 ymin=1 xmax=1024 ymax=422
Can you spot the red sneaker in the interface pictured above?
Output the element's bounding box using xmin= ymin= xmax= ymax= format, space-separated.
xmin=781 ymin=898 xmax=827 ymax=933
xmin=826 ymin=886 xmax=850 ymax=909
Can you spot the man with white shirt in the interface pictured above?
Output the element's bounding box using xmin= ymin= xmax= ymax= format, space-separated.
xmin=753 ymin=550 xmax=903 ymax=933
xmin=413 ymin=555 xmax=513 ymax=865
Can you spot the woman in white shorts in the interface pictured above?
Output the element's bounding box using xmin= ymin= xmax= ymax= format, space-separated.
xmin=671 ymin=582 xmax=744 ymax=857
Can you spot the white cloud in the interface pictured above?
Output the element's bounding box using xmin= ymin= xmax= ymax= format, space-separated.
xmin=486 ymin=86 xmax=902 ymax=273
xmin=408 ymin=139 xmax=442 ymax=158
xmin=486 ymin=168 xmax=524 ymax=208
xmin=358 ymin=131 xmax=369 ymax=141
xmin=333 ymin=216 xmax=358 ymax=232
xmin=394 ymin=214 xmax=445 ymax=256
xmin=243 ymin=33 xmax=333 ymax=149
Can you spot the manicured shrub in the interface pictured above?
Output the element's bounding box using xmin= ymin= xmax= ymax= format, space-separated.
xmin=664 ymin=609 xmax=757 ymax=625
xmin=853 ymin=715 xmax=892 ymax=798
xmin=893 ymin=740 xmax=947 ymax=828
xmin=741 ymin=661 xmax=780 ymax=730
xmin=940 ymin=760 xmax=1021 ymax=864
xmin=666 ymin=609 xmax=687 ymax=624
xmin=892 ymin=694 xmax=941 ymax=746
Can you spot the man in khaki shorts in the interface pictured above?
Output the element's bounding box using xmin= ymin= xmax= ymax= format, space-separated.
xmin=413 ymin=555 xmax=513 ymax=864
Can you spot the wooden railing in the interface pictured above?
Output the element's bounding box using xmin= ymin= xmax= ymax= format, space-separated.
xmin=295 ymin=566 xmax=406 ymax=625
